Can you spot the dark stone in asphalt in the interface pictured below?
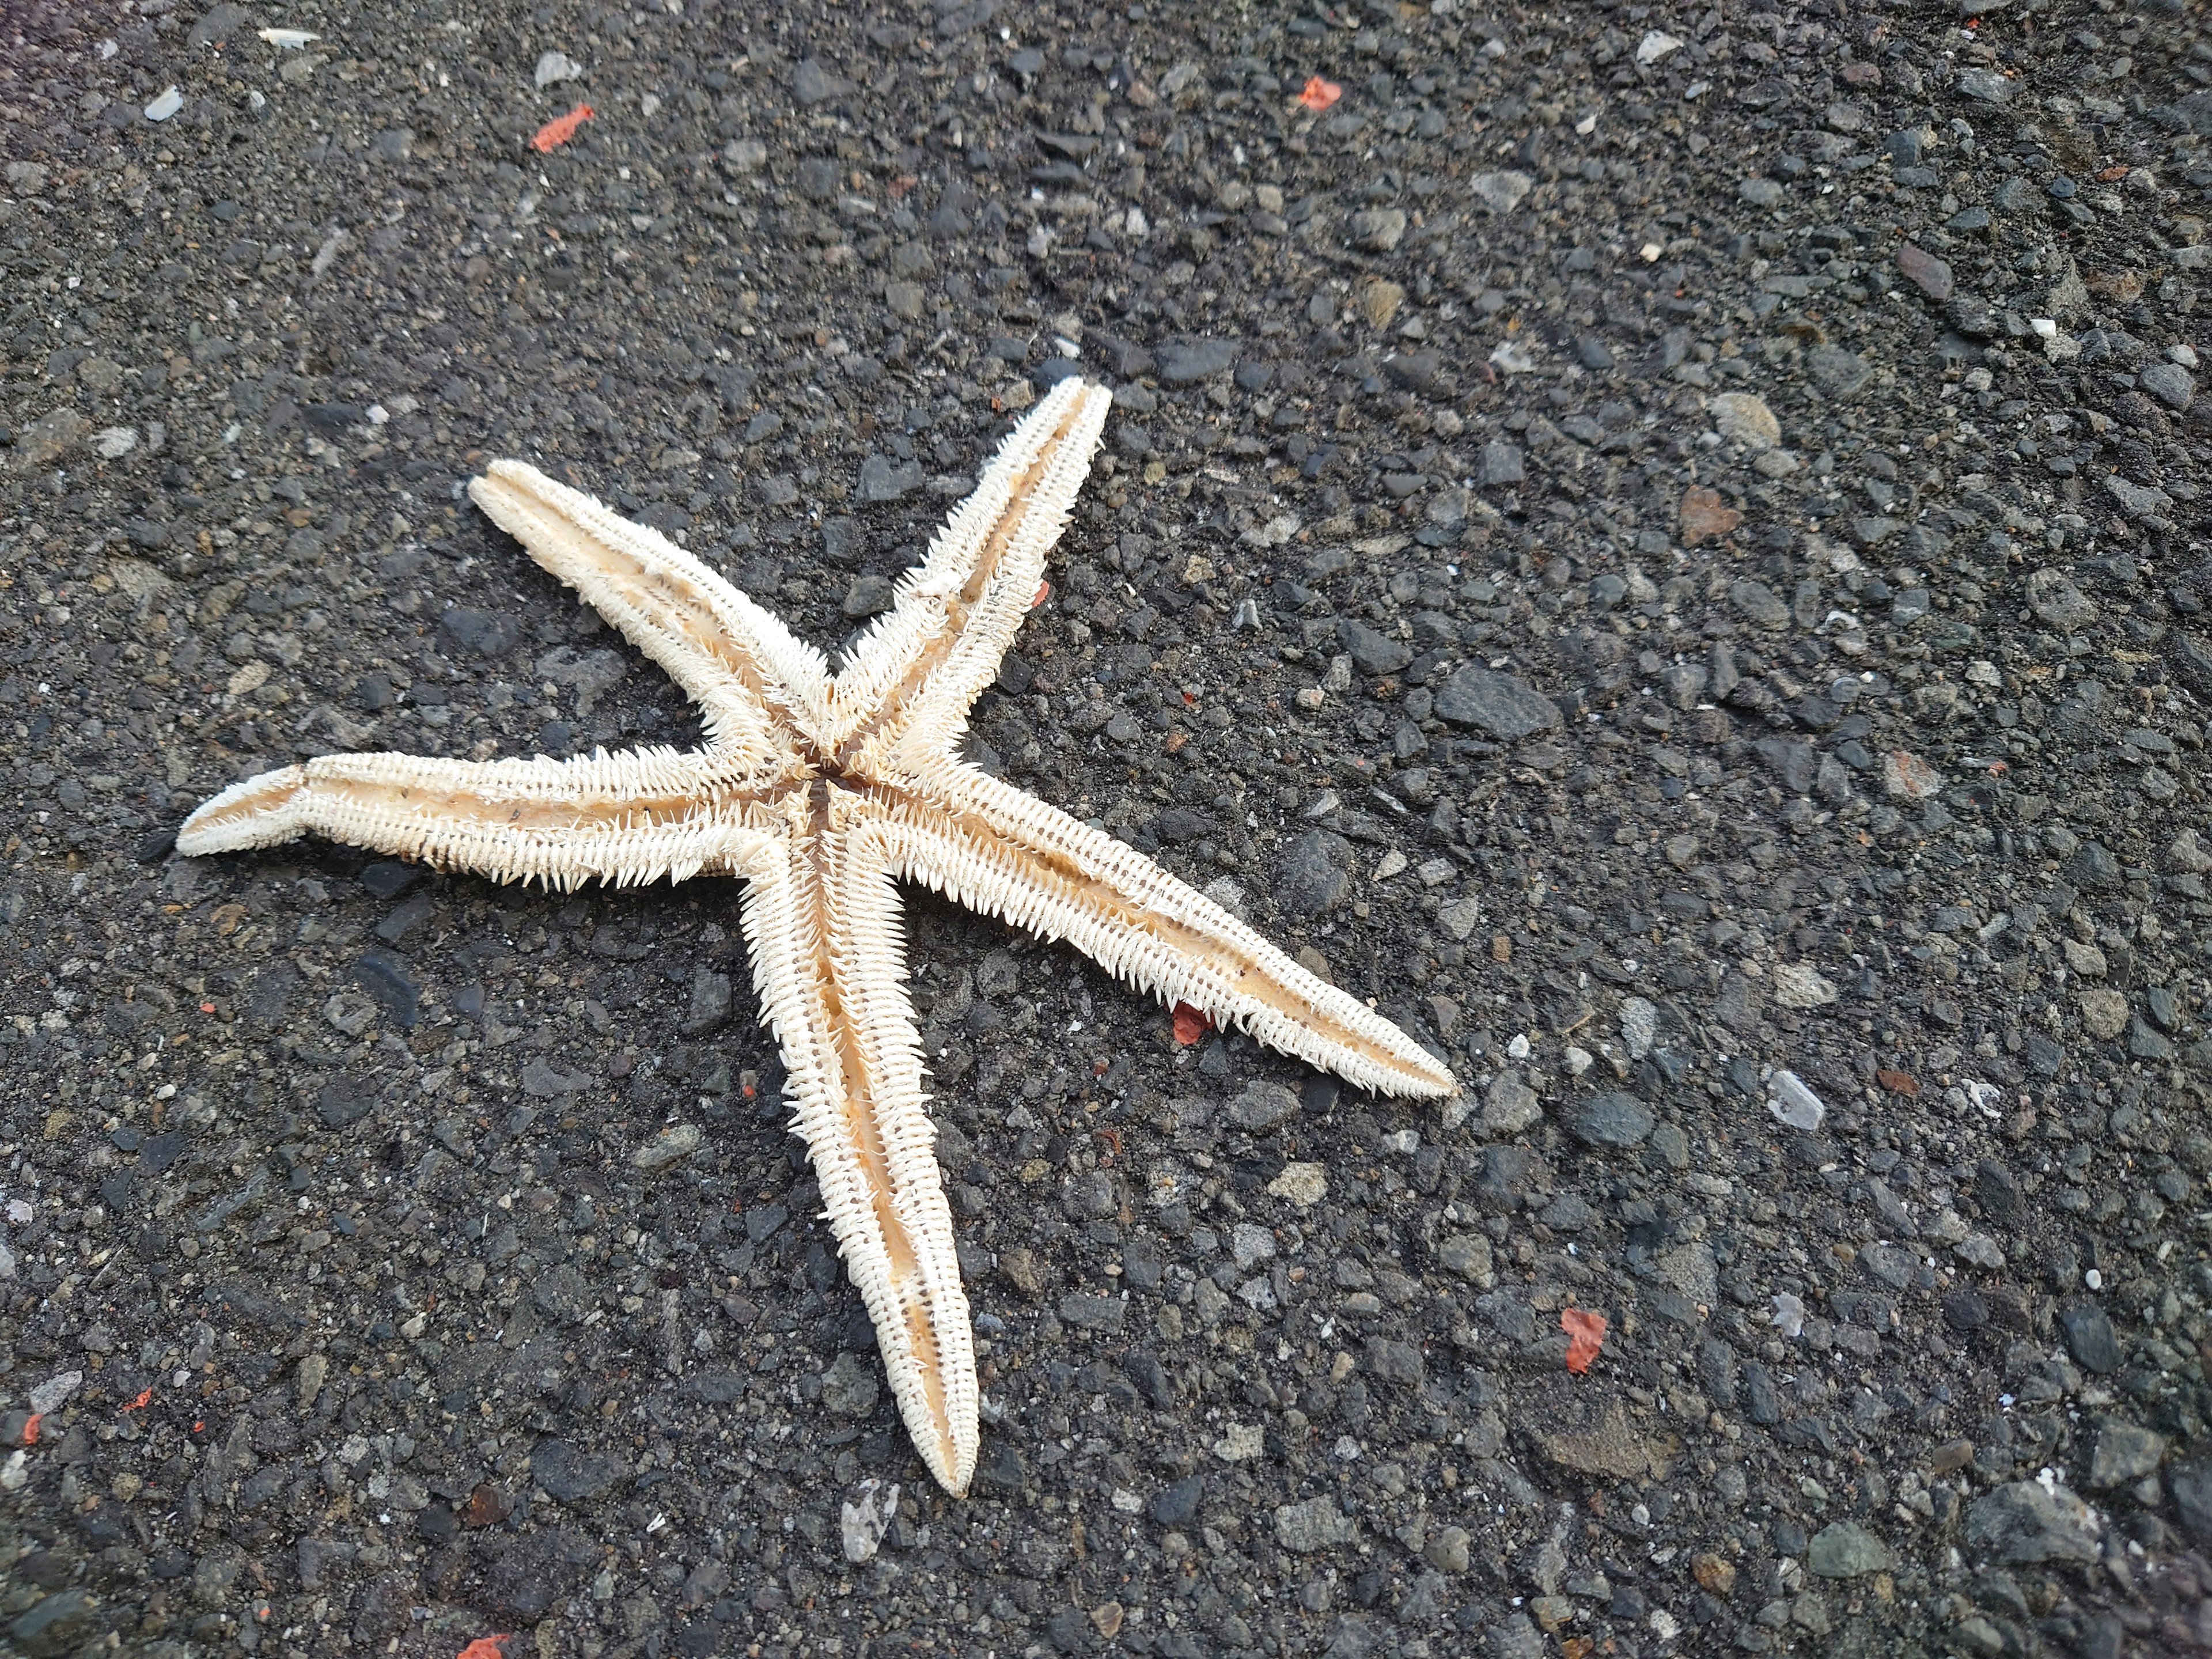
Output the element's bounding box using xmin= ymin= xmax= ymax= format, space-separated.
xmin=2059 ymin=1301 xmax=2122 ymax=1375
xmin=1567 ymin=1093 xmax=1655 ymax=1148
xmin=437 ymin=606 xmax=519 ymax=657
xmin=1337 ymin=618 xmax=1411 ymax=676
xmin=1433 ymin=666 xmax=1562 ymax=738
xmin=1275 ymin=830 xmax=1353 ymax=918
xmin=531 ymin=1439 xmax=628 ymax=1505
xmin=1150 ymin=1475 xmax=1203 ymax=1527
xmin=1157 ymin=339 xmax=1240 ymax=382
xmin=2175 ymin=1462 xmax=2212 ymax=1544
xmin=354 ymin=949 xmax=420 ymax=1027
xmin=315 ymin=1077 xmax=377 ymax=1130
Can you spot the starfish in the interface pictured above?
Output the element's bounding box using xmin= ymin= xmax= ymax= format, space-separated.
xmin=176 ymin=378 xmax=1458 ymax=1494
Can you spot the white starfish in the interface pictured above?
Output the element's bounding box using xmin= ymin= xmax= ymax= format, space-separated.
xmin=176 ymin=378 xmax=1458 ymax=1494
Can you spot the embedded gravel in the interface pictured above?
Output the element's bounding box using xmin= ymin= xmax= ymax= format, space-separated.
xmin=6 ymin=0 xmax=2212 ymax=1656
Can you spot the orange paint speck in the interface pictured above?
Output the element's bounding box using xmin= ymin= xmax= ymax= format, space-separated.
xmin=530 ymin=104 xmax=594 ymax=153
xmin=1562 ymin=1307 xmax=1608 ymax=1374
xmin=1298 ymin=77 xmax=1342 ymax=112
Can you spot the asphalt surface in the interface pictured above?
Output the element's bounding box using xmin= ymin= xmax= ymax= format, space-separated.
xmin=7 ymin=0 xmax=2212 ymax=1656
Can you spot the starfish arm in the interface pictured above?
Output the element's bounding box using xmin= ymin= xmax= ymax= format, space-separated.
xmin=829 ymin=378 xmax=1112 ymax=755
xmin=469 ymin=460 xmax=831 ymax=748
xmin=882 ymin=767 xmax=1459 ymax=1100
xmin=176 ymin=748 xmax=775 ymax=890
xmin=733 ymin=791 xmax=979 ymax=1495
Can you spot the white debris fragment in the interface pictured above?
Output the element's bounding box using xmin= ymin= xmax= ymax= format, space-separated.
xmin=1488 ymin=339 xmax=1543 ymax=374
xmin=1636 ymin=31 xmax=1683 ymax=65
xmin=309 ymin=230 xmax=348 ymax=281
xmin=1771 ymin=963 xmax=1839 ymax=1009
xmin=839 ymin=1479 xmax=900 ymax=1563
xmin=1766 ymin=1069 xmax=1825 ymax=1132
xmin=1770 ymin=1293 xmax=1806 ymax=1339
xmin=31 ymin=1370 xmax=85 ymax=1415
xmin=258 ymin=27 xmax=320 ymax=48
xmin=144 ymin=86 xmax=183 ymax=122
xmin=1213 ymin=1422 xmax=1264 ymax=1461
xmin=535 ymin=50 xmax=584 ymax=89
xmin=1468 ymin=169 xmax=1533 ymax=213
xmin=1619 ymin=996 xmax=1659 ymax=1060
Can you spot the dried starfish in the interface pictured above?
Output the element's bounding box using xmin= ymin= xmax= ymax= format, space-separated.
xmin=176 ymin=378 xmax=1457 ymax=1494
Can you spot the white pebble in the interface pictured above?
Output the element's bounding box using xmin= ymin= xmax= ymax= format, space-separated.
xmin=1770 ymin=1292 xmax=1806 ymax=1338
xmin=144 ymin=85 xmax=183 ymax=122
xmin=1619 ymin=996 xmax=1659 ymax=1060
xmin=1766 ymin=1069 xmax=1825 ymax=1132
xmin=29 ymin=1369 xmax=85 ymax=1415
xmin=535 ymin=50 xmax=583 ymax=89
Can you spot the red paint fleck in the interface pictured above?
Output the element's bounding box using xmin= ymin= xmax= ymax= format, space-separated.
xmin=529 ymin=104 xmax=594 ymax=153
xmin=1562 ymin=1308 xmax=1608 ymax=1374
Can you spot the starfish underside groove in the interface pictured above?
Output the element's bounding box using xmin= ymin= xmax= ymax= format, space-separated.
xmin=178 ymin=378 xmax=1458 ymax=1494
